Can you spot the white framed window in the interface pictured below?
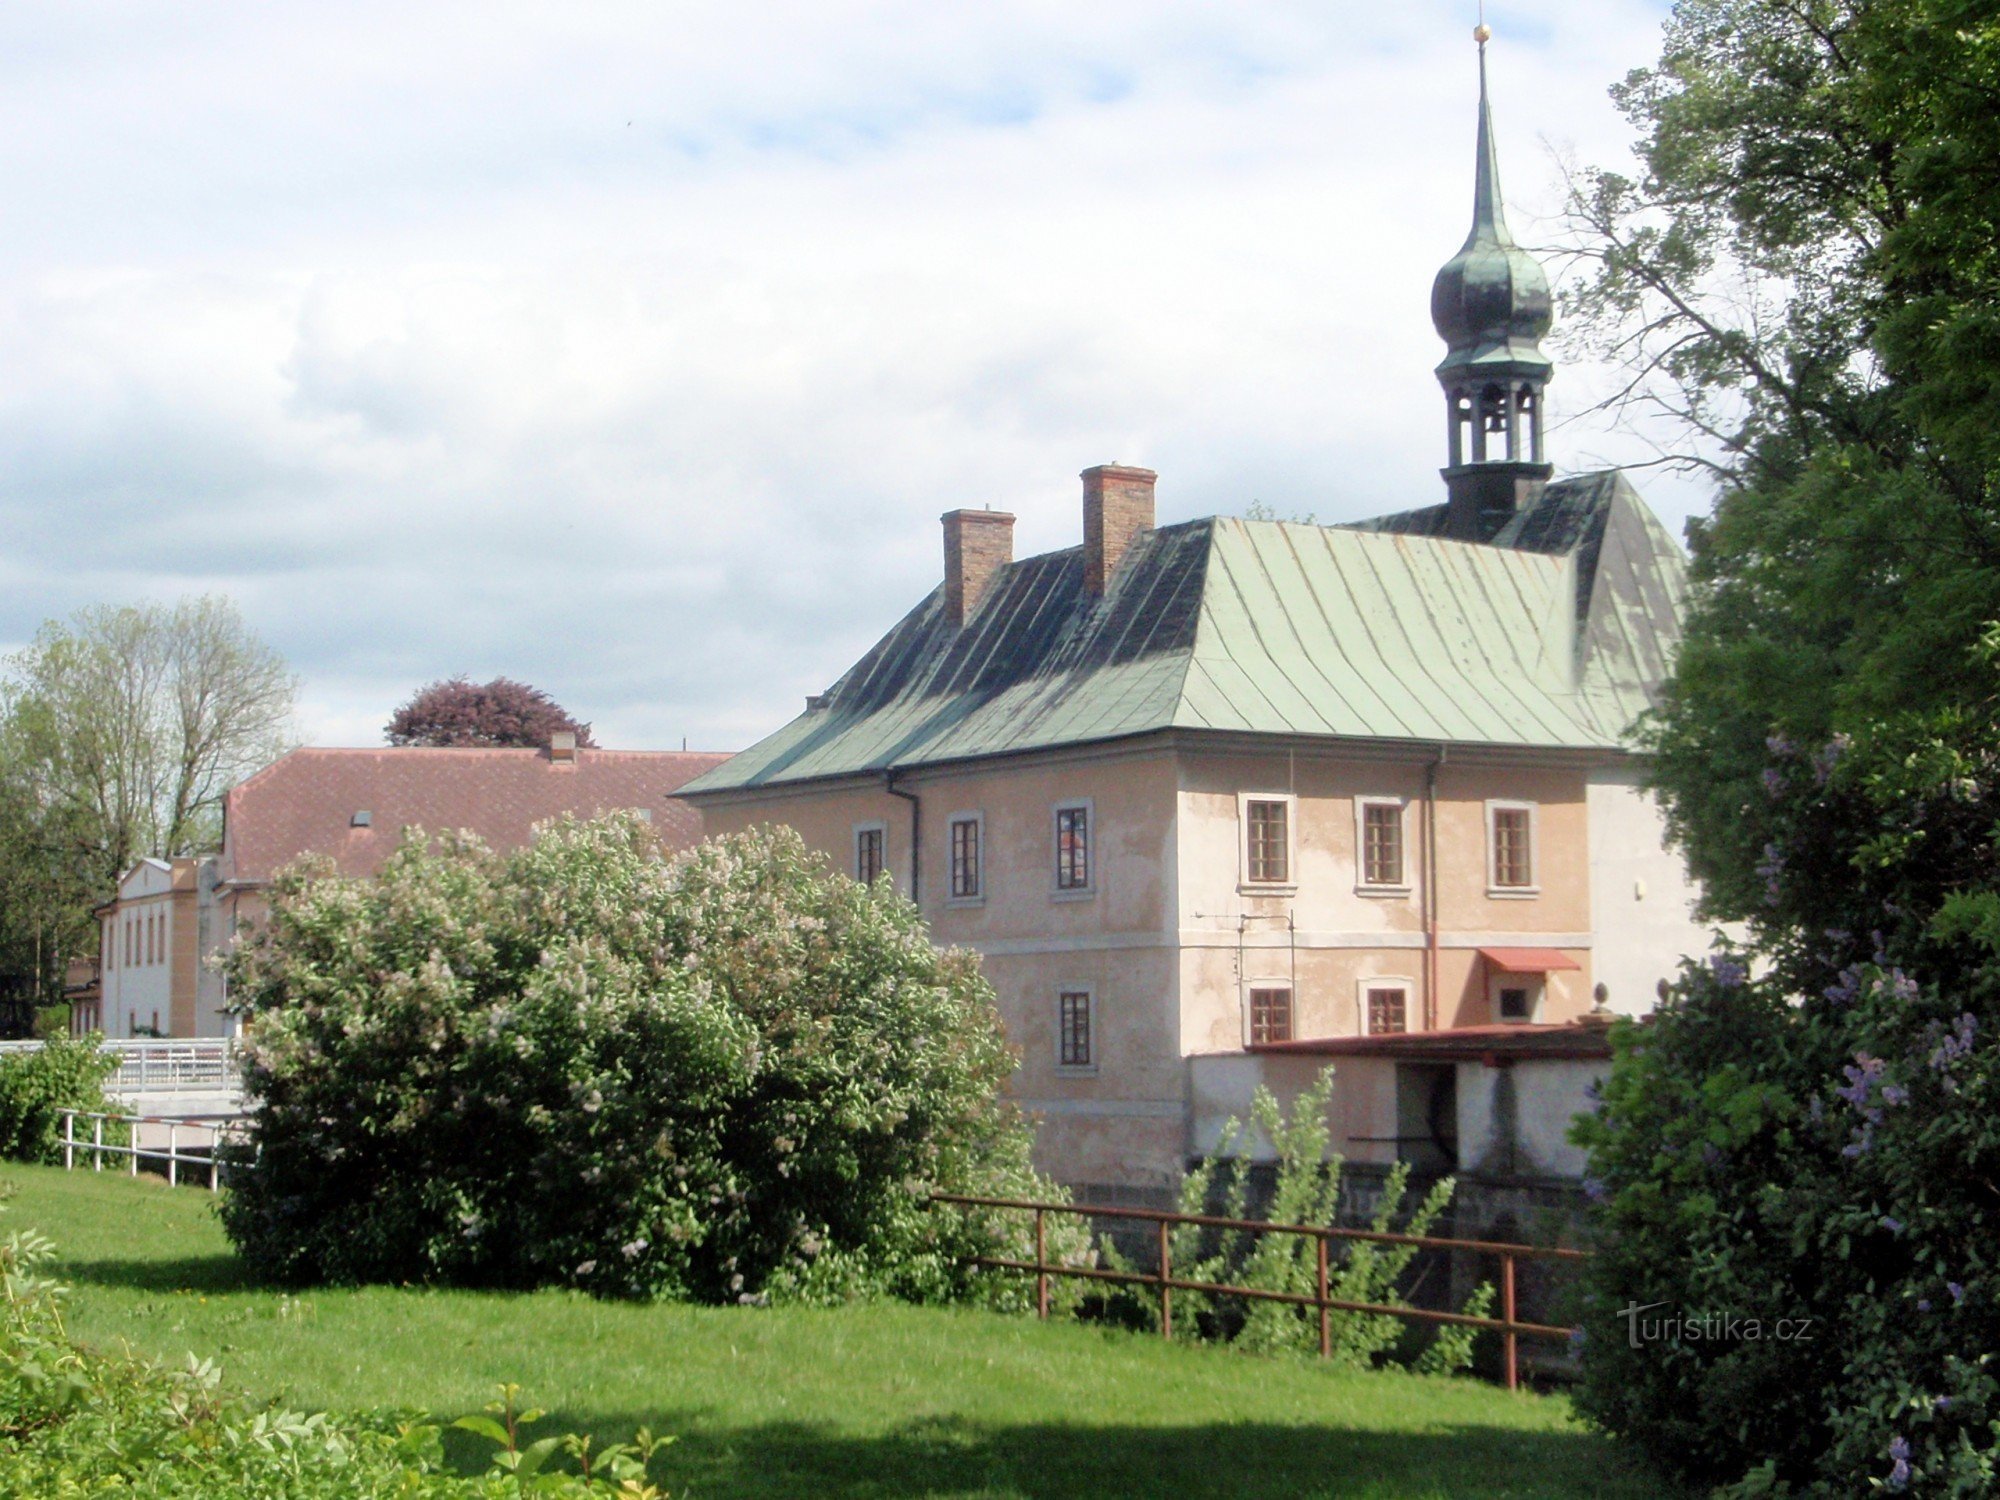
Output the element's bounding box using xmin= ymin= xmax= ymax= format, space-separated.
xmin=1053 ymin=799 xmax=1094 ymax=898
xmin=1359 ymin=978 xmax=1414 ymax=1036
xmin=1247 ymin=982 xmax=1294 ymax=1045
xmin=1238 ymin=793 xmax=1295 ymax=888
xmin=947 ymin=813 xmax=984 ymax=903
xmin=1057 ymin=986 xmax=1096 ymax=1071
xmin=1485 ymin=800 xmax=1539 ymax=896
xmin=1493 ymin=979 xmax=1541 ymax=1024
xmin=853 ymin=820 xmax=888 ymax=885
xmin=1354 ymin=797 xmax=1410 ymax=893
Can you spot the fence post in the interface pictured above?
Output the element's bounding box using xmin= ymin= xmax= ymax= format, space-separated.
xmin=167 ymin=1121 xmax=179 ymax=1187
xmin=62 ymin=1110 xmax=73 ymax=1172
xmin=92 ymin=1115 xmax=103 ymax=1171
xmin=1502 ymin=1253 xmax=1519 ymax=1393
xmin=1316 ymin=1232 xmax=1331 ymax=1360
xmin=1157 ymin=1219 xmax=1172 ymax=1342
xmin=129 ymin=1116 xmax=138 ymax=1176
xmin=1034 ymin=1207 xmax=1049 ymax=1321
xmin=208 ymin=1125 xmax=220 ymax=1192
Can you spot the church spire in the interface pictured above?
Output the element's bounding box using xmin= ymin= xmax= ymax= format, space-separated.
xmin=1429 ymin=20 xmax=1554 ymax=542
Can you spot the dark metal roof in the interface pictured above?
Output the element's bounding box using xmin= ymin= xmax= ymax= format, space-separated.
xmin=1250 ymin=1022 xmax=1614 ymax=1064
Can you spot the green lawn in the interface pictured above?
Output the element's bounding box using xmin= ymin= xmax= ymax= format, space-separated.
xmin=6 ymin=1165 xmax=1671 ymax=1499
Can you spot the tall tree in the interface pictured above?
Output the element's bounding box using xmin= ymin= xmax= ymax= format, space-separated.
xmin=1563 ymin=4 xmax=2000 ymax=1490
xmin=385 ymin=677 xmax=595 ymax=749
xmin=0 ymin=596 xmax=296 ymax=996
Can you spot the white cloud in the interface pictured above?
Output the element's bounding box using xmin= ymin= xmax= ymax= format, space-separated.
xmin=0 ymin=1 xmax=1696 ymax=752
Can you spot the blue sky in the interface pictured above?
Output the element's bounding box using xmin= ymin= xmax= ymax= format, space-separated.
xmin=0 ymin=1 xmax=1687 ymax=751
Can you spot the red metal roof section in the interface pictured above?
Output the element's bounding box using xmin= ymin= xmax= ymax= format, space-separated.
xmin=1248 ymin=1021 xmax=1612 ymax=1063
xmin=1477 ymin=946 xmax=1582 ymax=973
xmin=219 ymin=746 xmax=732 ymax=885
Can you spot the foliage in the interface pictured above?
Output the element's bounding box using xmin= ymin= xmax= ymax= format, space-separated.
xmin=0 ymin=1033 xmax=124 ymax=1165
xmin=221 ymin=816 xmax=1066 ymax=1307
xmin=0 ymin=594 xmax=295 ymax=1002
xmin=1562 ymin=7 xmax=2000 ymax=1489
xmin=1114 ymin=1071 xmax=1489 ymax=1376
xmin=0 ymin=1196 xmax=670 ymax=1496
xmin=1575 ymin=687 xmax=2000 ymax=1493
xmin=387 ymin=676 xmax=596 ymax=749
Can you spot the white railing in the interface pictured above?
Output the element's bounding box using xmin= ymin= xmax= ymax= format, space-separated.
xmin=57 ymin=1108 xmax=249 ymax=1191
xmin=0 ymin=1038 xmax=240 ymax=1094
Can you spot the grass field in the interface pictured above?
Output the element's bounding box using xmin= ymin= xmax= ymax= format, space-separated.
xmin=5 ymin=1164 xmax=1673 ymax=1499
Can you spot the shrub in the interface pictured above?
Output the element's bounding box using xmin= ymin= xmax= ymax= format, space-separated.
xmin=1115 ymin=1070 xmax=1492 ymax=1375
xmin=221 ymin=816 xmax=1070 ymax=1305
xmin=0 ymin=1032 xmax=122 ymax=1164
xmin=0 ymin=1195 xmax=669 ymax=1496
xmin=1574 ymin=703 xmax=2000 ymax=1494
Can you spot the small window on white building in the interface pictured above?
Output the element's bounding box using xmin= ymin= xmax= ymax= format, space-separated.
xmin=1365 ymin=984 xmax=1409 ymax=1036
xmin=949 ymin=814 xmax=983 ymax=901
xmin=1054 ymin=801 xmax=1092 ymax=894
xmin=1486 ymin=801 xmax=1538 ymax=894
xmin=1240 ymin=795 xmax=1293 ymax=886
xmin=854 ymin=822 xmax=887 ymax=885
xmin=1357 ymin=798 xmax=1408 ymax=890
xmin=1248 ymin=984 xmax=1293 ymax=1045
xmin=1058 ymin=988 xmax=1094 ymax=1069
xmin=1497 ymin=984 xmax=1538 ymax=1023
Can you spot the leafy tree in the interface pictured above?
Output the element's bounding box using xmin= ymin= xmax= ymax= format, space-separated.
xmin=221 ymin=817 xmax=1068 ymax=1307
xmin=386 ymin=677 xmax=595 ymax=750
xmin=1563 ymin=3 xmax=2000 ymax=1489
xmin=0 ymin=596 xmax=294 ymax=1001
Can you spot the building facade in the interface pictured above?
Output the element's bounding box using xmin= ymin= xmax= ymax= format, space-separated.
xmin=683 ymin=48 xmax=1709 ymax=1201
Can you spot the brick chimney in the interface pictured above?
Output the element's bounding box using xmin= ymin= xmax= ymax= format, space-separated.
xmin=1082 ymin=464 xmax=1156 ymax=595
xmin=941 ymin=508 xmax=1015 ymax=627
xmin=549 ymin=730 xmax=578 ymax=764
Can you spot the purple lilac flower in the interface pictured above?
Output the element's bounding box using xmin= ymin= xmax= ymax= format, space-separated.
xmin=1761 ymin=766 xmax=1786 ymax=797
xmin=1929 ymin=1014 xmax=1977 ymax=1071
xmin=1766 ymin=732 xmax=1796 ymax=757
xmin=1755 ymin=843 xmax=1786 ymax=906
xmin=1582 ymin=1177 xmax=1607 ymax=1203
xmin=1918 ymin=1299 xmax=1932 ymax=1312
xmin=1948 ymin=1282 xmax=1966 ymax=1305
xmin=1880 ymin=1216 xmax=1904 ymax=1234
xmin=1881 ymin=1085 xmax=1907 ymax=1107
xmin=1837 ymin=1053 xmax=1887 ymax=1113
xmin=1935 ymin=1396 xmax=1953 ymax=1414
xmin=1882 ymin=969 xmax=1921 ymax=1003
xmin=1824 ymin=966 xmax=1865 ymax=1006
xmin=1807 ymin=1094 xmax=1824 ymax=1123
xmin=1887 ymin=1435 xmax=1911 ymax=1493
xmin=1812 ymin=735 xmax=1850 ymax=783
xmin=1708 ymin=953 xmax=1748 ymax=988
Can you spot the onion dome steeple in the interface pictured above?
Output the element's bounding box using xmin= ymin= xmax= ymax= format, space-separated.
xmin=1430 ymin=24 xmax=1554 ymax=542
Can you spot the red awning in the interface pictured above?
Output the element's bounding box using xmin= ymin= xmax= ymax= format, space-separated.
xmin=1478 ymin=946 xmax=1582 ymax=973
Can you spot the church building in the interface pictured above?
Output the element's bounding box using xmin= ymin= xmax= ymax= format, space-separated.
xmin=681 ymin=41 xmax=1705 ymax=1202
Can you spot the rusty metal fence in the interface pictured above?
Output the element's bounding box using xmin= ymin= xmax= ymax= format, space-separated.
xmin=934 ymin=1192 xmax=1584 ymax=1391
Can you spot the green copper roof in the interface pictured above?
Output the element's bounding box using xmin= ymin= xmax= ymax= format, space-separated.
xmin=682 ymin=474 xmax=1685 ymax=795
xmin=1430 ymin=44 xmax=1553 ymax=381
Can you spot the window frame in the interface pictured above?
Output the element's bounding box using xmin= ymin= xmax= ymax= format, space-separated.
xmin=1056 ymin=985 xmax=1097 ymax=1073
xmin=1237 ymin=792 xmax=1297 ymax=891
xmin=1246 ymin=981 xmax=1295 ymax=1046
xmin=1484 ymin=799 xmax=1540 ymax=897
xmin=1493 ymin=979 xmax=1542 ymax=1025
xmin=852 ymin=820 xmax=888 ymax=887
xmin=1358 ymin=977 xmax=1415 ymax=1037
xmin=946 ymin=811 xmax=984 ymax=906
xmin=1354 ymin=796 xmax=1412 ymax=895
xmin=1051 ymin=798 xmax=1096 ymax=899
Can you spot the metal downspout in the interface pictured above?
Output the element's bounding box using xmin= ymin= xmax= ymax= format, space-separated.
xmin=1424 ymin=746 xmax=1447 ymax=1032
xmin=886 ymin=772 xmax=921 ymax=906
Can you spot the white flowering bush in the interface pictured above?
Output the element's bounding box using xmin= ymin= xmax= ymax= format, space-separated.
xmin=221 ymin=817 xmax=1062 ymax=1304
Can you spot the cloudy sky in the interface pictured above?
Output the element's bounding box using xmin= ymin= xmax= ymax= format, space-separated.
xmin=0 ymin=1 xmax=1694 ymax=752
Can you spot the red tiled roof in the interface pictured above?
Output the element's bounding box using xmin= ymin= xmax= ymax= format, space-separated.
xmin=219 ymin=746 xmax=733 ymax=886
xmin=1249 ymin=1022 xmax=1614 ymax=1063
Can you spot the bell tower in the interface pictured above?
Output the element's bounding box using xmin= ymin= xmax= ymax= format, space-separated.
xmin=1429 ymin=23 xmax=1554 ymax=542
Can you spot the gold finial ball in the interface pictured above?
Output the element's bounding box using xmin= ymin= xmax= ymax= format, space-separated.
xmin=1473 ymin=22 xmax=1492 ymax=43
